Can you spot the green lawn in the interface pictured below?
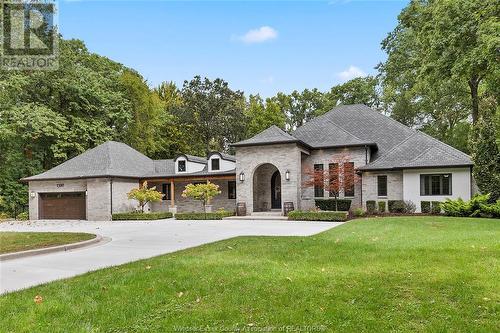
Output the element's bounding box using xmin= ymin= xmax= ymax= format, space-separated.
xmin=0 ymin=232 xmax=95 ymax=254
xmin=0 ymin=217 xmax=498 ymax=332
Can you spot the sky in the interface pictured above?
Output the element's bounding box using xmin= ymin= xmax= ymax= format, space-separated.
xmin=58 ymin=0 xmax=409 ymax=97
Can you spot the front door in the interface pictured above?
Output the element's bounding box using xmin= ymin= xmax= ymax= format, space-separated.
xmin=271 ymin=170 xmax=281 ymax=209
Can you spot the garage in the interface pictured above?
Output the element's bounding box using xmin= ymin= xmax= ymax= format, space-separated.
xmin=39 ymin=192 xmax=86 ymax=220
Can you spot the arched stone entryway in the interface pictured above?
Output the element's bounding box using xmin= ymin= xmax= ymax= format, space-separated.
xmin=252 ymin=163 xmax=281 ymax=212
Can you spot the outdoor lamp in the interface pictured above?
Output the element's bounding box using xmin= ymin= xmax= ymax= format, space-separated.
xmin=30 ymin=191 xmax=36 ymax=198
xmin=285 ymin=170 xmax=290 ymax=181
xmin=239 ymin=172 xmax=245 ymax=182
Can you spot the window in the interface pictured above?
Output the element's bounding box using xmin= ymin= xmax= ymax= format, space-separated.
xmin=314 ymin=164 xmax=324 ymax=198
xmin=328 ymin=163 xmax=339 ymax=197
xmin=178 ymin=160 xmax=186 ymax=172
xmin=228 ymin=181 xmax=236 ymax=199
xmin=344 ymin=162 xmax=355 ymax=197
xmin=377 ymin=175 xmax=388 ymax=197
xmin=161 ymin=183 xmax=171 ymax=200
xmin=211 ymin=158 xmax=220 ymax=171
xmin=420 ymin=174 xmax=452 ymax=196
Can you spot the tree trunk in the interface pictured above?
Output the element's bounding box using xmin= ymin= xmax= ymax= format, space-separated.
xmin=468 ymin=76 xmax=480 ymax=124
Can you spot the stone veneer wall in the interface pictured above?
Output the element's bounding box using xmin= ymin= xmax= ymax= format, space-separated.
xmin=300 ymin=147 xmax=368 ymax=210
xmin=235 ymin=143 xmax=303 ymax=214
xmin=150 ymin=179 xmax=236 ymax=213
xmin=361 ymin=171 xmax=403 ymax=209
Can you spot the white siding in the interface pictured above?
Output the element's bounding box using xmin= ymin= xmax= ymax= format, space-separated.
xmin=208 ymin=154 xmax=235 ymax=172
xmin=403 ymin=167 xmax=471 ymax=212
xmin=175 ymin=156 xmax=205 ymax=174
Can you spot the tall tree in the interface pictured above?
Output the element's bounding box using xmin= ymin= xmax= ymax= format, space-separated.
xmin=379 ymin=0 xmax=499 ymax=124
xmin=272 ymin=89 xmax=326 ymax=130
xmin=245 ymin=94 xmax=286 ymax=137
xmin=321 ymin=76 xmax=381 ymax=114
xmin=174 ymin=76 xmax=246 ymax=154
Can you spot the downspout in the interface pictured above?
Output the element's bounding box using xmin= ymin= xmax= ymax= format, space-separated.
xmin=364 ymin=145 xmax=368 ymax=165
xmin=110 ymin=178 xmax=113 ymax=217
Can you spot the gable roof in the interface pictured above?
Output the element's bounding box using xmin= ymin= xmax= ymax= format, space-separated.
xmin=231 ymin=125 xmax=302 ymax=147
xmin=23 ymin=141 xmax=155 ymax=181
xmin=208 ymin=152 xmax=236 ymax=162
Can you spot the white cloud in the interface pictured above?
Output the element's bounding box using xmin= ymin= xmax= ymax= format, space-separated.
xmin=337 ymin=66 xmax=366 ymax=82
xmin=237 ymin=26 xmax=278 ymax=44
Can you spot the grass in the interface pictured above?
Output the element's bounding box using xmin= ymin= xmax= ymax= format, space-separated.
xmin=0 ymin=217 xmax=498 ymax=332
xmin=0 ymin=232 xmax=96 ymax=254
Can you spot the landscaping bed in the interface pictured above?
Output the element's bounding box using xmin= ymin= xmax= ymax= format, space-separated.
xmin=0 ymin=217 xmax=497 ymax=332
xmin=288 ymin=210 xmax=348 ymax=221
xmin=112 ymin=212 xmax=173 ymax=220
xmin=0 ymin=232 xmax=95 ymax=254
xmin=175 ymin=211 xmax=234 ymax=220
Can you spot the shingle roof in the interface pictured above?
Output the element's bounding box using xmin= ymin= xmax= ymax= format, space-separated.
xmin=23 ymin=141 xmax=155 ymax=181
xmin=208 ymin=152 xmax=236 ymax=162
xmin=231 ymin=125 xmax=301 ymax=147
xmin=23 ymin=142 xmax=236 ymax=181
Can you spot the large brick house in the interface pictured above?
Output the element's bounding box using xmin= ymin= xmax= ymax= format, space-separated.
xmin=24 ymin=105 xmax=474 ymax=220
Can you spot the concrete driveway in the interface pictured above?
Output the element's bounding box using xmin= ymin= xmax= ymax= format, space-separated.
xmin=0 ymin=219 xmax=342 ymax=294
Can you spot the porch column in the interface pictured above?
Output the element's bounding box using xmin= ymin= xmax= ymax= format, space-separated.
xmin=170 ymin=180 xmax=175 ymax=208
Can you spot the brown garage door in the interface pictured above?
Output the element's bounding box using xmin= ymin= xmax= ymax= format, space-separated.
xmin=39 ymin=192 xmax=86 ymax=220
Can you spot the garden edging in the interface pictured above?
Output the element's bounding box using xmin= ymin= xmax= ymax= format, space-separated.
xmin=0 ymin=234 xmax=108 ymax=261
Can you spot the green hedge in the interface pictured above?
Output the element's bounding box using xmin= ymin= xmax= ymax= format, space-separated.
xmin=175 ymin=211 xmax=234 ymax=220
xmin=431 ymin=201 xmax=442 ymax=214
xmin=421 ymin=201 xmax=431 ymax=213
xmin=442 ymin=194 xmax=499 ymax=218
xmin=388 ymin=200 xmax=405 ymax=213
xmin=112 ymin=212 xmax=173 ymax=220
xmin=16 ymin=212 xmax=29 ymax=220
xmin=315 ymin=199 xmax=351 ymax=211
xmin=366 ymin=201 xmax=376 ymax=214
xmin=288 ymin=210 xmax=348 ymax=222
xmin=378 ymin=201 xmax=386 ymax=213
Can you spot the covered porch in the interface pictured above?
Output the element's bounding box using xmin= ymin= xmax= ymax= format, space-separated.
xmin=141 ymin=174 xmax=237 ymax=214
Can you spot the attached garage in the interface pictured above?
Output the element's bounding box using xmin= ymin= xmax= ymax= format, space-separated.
xmin=39 ymin=192 xmax=86 ymax=220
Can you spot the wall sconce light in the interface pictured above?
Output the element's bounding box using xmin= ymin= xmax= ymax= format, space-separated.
xmin=285 ymin=170 xmax=290 ymax=181
xmin=85 ymin=190 xmax=88 ymax=196
xmin=30 ymin=191 xmax=36 ymax=198
xmin=239 ymin=172 xmax=245 ymax=182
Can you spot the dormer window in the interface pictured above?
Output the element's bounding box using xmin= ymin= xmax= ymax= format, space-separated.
xmin=211 ymin=158 xmax=220 ymax=171
xmin=178 ymin=160 xmax=186 ymax=172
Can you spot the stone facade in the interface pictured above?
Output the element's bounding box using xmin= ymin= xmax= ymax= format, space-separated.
xmin=300 ymin=147 xmax=368 ymax=210
xmin=361 ymin=171 xmax=404 ymax=210
xmin=235 ymin=143 xmax=303 ymax=214
xmin=149 ymin=179 xmax=236 ymax=213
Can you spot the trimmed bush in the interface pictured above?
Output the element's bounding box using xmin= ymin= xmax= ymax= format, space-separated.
xmin=378 ymin=201 xmax=386 ymax=213
xmin=366 ymin=201 xmax=376 ymax=214
xmin=175 ymin=211 xmax=234 ymax=220
xmin=16 ymin=212 xmax=29 ymax=221
xmin=431 ymin=201 xmax=442 ymax=214
xmin=112 ymin=212 xmax=173 ymax=220
xmin=421 ymin=201 xmax=431 ymax=213
xmin=0 ymin=212 xmax=11 ymax=220
xmin=388 ymin=200 xmax=405 ymax=213
xmin=315 ymin=199 xmax=351 ymax=211
xmin=288 ymin=210 xmax=348 ymax=222
xmin=404 ymin=201 xmax=417 ymax=214
xmin=353 ymin=208 xmax=365 ymax=217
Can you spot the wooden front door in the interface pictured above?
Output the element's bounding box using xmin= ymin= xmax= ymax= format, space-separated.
xmin=39 ymin=192 xmax=86 ymax=220
xmin=271 ymin=170 xmax=281 ymax=209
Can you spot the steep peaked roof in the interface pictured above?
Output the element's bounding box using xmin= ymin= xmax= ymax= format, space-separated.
xmin=23 ymin=141 xmax=154 ymax=181
xmin=232 ymin=125 xmax=301 ymax=147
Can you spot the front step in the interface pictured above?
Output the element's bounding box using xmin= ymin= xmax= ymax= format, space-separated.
xmin=224 ymin=213 xmax=288 ymax=221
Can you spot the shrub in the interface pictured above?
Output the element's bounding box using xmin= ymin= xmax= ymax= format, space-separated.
xmin=16 ymin=212 xmax=29 ymax=220
xmin=388 ymin=200 xmax=405 ymax=213
xmin=112 ymin=212 xmax=173 ymax=220
xmin=0 ymin=212 xmax=11 ymax=220
xmin=378 ymin=201 xmax=386 ymax=213
xmin=421 ymin=201 xmax=431 ymax=213
xmin=288 ymin=210 xmax=348 ymax=222
xmin=366 ymin=201 xmax=376 ymax=214
xmin=315 ymin=199 xmax=351 ymax=211
xmin=431 ymin=201 xmax=442 ymax=214
xmin=353 ymin=208 xmax=365 ymax=217
xmin=175 ymin=210 xmax=234 ymax=220
xmin=441 ymin=194 xmax=500 ymax=218
xmin=404 ymin=201 xmax=416 ymax=214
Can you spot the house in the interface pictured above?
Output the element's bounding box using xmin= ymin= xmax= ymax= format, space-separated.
xmin=23 ymin=104 xmax=474 ymax=220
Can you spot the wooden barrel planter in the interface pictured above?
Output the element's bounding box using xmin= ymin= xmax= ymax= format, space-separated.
xmin=236 ymin=202 xmax=247 ymax=216
xmin=283 ymin=202 xmax=294 ymax=216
